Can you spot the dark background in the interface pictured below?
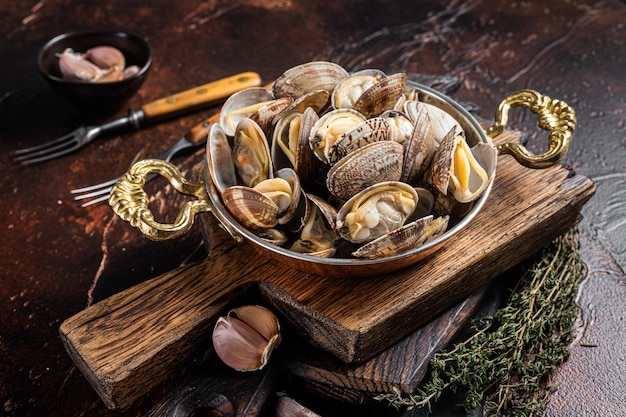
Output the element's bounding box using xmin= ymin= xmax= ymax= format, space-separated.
xmin=1 ymin=1 xmax=624 ymax=416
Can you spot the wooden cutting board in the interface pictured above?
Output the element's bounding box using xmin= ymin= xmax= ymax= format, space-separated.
xmin=59 ymin=130 xmax=595 ymax=410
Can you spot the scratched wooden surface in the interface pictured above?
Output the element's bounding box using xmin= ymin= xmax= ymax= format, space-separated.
xmin=1 ymin=1 xmax=625 ymax=416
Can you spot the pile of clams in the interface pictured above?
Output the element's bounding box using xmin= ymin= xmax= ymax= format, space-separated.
xmin=206 ymin=61 xmax=497 ymax=261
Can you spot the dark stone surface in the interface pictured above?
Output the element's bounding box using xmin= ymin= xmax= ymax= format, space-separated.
xmin=1 ymin=1 xmax=624 ymax=416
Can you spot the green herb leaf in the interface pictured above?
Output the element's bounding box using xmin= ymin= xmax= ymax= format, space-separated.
xmin=374 ymin=229 xmax=583 ymax=417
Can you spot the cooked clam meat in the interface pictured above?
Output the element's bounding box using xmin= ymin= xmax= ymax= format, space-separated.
xmin=205 ymin=62 xmax=495 ymax=261
xmin=232 ymin=118 xmax=272 ymax=187
xmin=253 ymin=178 xmax=293 ymax=214
xmin=351 ymin=214 xmax=449 ymax=259
xmin=290 ymin=195 xmax=338 ymax=257
xmin=381 ymin=111 xmax=414 ymax=145
xmin=274 ymin=111 xmax=302 ymax=167
xmin=432 ymin=125 xmax=495 ymax=203
xmin=309 ymin=109 xmax=366 ymax=164
xmin=220 ymin=87 xmax=275 ymax=136
xmin=337 ymin=181 xmax=418 ymax=243
xmin=331 ymin=69 xmax=386 ymax=109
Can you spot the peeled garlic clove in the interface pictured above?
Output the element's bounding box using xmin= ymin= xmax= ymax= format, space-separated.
xmin=212 ymin=305 xmax=281 ymax=372
xmin=85 ymin=45 xmax=126 ymax=70
xmin=58 ymin=48 xmax=102 ymax=81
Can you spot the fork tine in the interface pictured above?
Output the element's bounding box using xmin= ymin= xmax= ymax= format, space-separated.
xmin=70 ymin=178 xmax=120 ymax=194
xmin=11 ymin=131 xmax=79 ymax=156
xmin=13 ymin=140 xmax=82 ymax=164
xmin=80 ymin=194 xmax=112 ymax=207
xmin=71 ymin=116 xmax=214 ymax=207
xmin=72 ymin=185 xmax=116 ymax=201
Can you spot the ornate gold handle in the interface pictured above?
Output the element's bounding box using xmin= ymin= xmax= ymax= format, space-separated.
xmin=109 ymin=159 xmax=242 ymax=242
xmin=485 ymin=89 xmax=576 ymax=168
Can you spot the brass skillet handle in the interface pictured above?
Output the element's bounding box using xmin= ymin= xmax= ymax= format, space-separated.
xmin=485 ymin=89 xmax=576 ymax=168
xmin=109 ymin=159 xmax=242 ymax=242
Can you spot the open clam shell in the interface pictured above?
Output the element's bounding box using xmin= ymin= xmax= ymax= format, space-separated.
xmin=353 ymin=72 xmax=407 ymax=119
xmin=380 ymin=110 xmax=415 ymax=146
xmin=352 ymin=214 xmax=449 ymax=259
xmin=221 ymin=186 xmax=279 ymax=231
xmin=400 ymin=102 xmax=436 ymax=184
xmin=405 ymin=100 xmax=461 ymax=147
xmin=220 ymin=87 xmax=275 ymax=136
xmin=326 ymin=140 xmax=404 ymax=200
xmin=327 ymin=117 xmax=389 ymax=164
xmin=273 ymin=61 xmax=349 ymax=99
xmin=431 ymin=125 xmax=496 ymax=203
xmin=290 ymin=193 xmax=338 ymax=258
xmin=207 ymin=123 xmax=238 ymax=194
xmin=271 ymin=107 xmax=320 ymax=184
xmin=232 ymin=118 xmax=273 ymax=188
xmin=309 ymin=108 xmax=366 ymax=164
xmin=249 ymin=96 xmax=293 ymax=136
xmin=336 ymin=181 xmax=418 ymax=244
xmin=331 ymin=69 xmax=386 ymax=110
xmin=272 ymin=167 xmax=303 ymax=225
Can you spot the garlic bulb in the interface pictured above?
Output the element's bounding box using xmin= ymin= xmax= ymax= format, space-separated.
xmin=212 ymin=305 xmax=281 ymax=371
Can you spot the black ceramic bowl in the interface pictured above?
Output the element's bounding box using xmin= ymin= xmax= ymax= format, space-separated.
xmin=37 ymin=31 xmax=152 ymax=111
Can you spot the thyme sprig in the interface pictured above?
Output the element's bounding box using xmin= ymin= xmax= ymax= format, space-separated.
xmin=374 ymin=230 xmax=584 ymax=416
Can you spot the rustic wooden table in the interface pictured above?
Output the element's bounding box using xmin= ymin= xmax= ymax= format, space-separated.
xmin=1 ymin=1 xmax=624 ymax=416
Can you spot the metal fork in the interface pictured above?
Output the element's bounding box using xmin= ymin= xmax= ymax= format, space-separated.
xmin=70 ymin=116 xmax=216 ymax=207
xmin=11 ymin=72 xmax=261 ymax=165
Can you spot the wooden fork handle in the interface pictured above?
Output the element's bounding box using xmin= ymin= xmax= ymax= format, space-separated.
xmin=140 ymin=72 xmax=262 ymax=120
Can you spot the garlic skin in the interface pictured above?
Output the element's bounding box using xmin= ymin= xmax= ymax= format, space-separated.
xmin=212 ymin=305 xmax=281 ymax=372
xmin=57 ymin=46 xmax=137 ymax=83
xmin=58 ymin=48 xmax=103 ymax=81
xmin=85 ymin=45 xmax=125 ymax=71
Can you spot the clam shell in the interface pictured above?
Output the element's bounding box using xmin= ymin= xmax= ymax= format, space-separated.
xmin=289 ymin=193 xmax=338 ymax=257
xmin=271 ymin=107 xmax=320 ymax=185
xmin=401 ymin=102 xmax=436 ymax=184
xmin=207 ymin=123 xmax=238 ymax=194
xmin=249 ymin=96 xmax=293 ymax=136
xmin=380 ymin=110 xmax=414 ymax=146
xmin=331 ymin=69 xmax=386 ymax=110
xmin=353 ymin=72 xmax=407 ymax=119
xmin=256 ymin=228 xmax=289 ymax=246
xmin=431 ymin=125 xmax=496 ymax=203
xmin=221 ymin=186 xmax=279 ymax=230
xmin=352 ymin=215 xmax=449 ymax=259
xmin=273 ymin=61 xmax=349 ymax=99
xmin=327 ymin=117 xmax=389 ymax=164
xmin=309 ymin=108 xmax=366 ymax=164
xmin=336 ymin=180 xmax=418 ymax=244
xmin=290 ymin=89 xmax=330 ymax=113
xmin=220 ymin=87 xmax=275 ymax=136
xmin=232 ymin=118 xmax=273 ymax=188
xmin=253 ymin=177 xmax=294 ymax=217
xmin=405 ymin=100 xmax=460 ymax=146
xmin=326 ymin=140 xmax=404 ymax=200
xmin=274 ymin=167 xmax=303 ymax=225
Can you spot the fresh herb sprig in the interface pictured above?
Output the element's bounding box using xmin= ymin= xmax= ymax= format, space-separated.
xmin=375 ymin=230 xmax=584 ymax=416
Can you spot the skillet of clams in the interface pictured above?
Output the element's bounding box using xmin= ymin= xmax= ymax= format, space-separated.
xmin=110 ymin=61 xmax=575 ymax=276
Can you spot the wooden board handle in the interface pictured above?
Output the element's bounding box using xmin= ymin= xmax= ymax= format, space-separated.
xmin=59 ymin=238 xmax=263 ymax=410
xmin=140 ymin=72 xmax=261 ymax=120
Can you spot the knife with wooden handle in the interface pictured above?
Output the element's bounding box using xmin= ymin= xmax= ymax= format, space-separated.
xmin=130 ymin=71 xmax=262 ymax=124
xmin=11 ymin=72 xmax=261 ymax=164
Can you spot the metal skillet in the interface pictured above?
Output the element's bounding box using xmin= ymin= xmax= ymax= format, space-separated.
xmin=108 ymin=82 xmax=575 ymax=277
